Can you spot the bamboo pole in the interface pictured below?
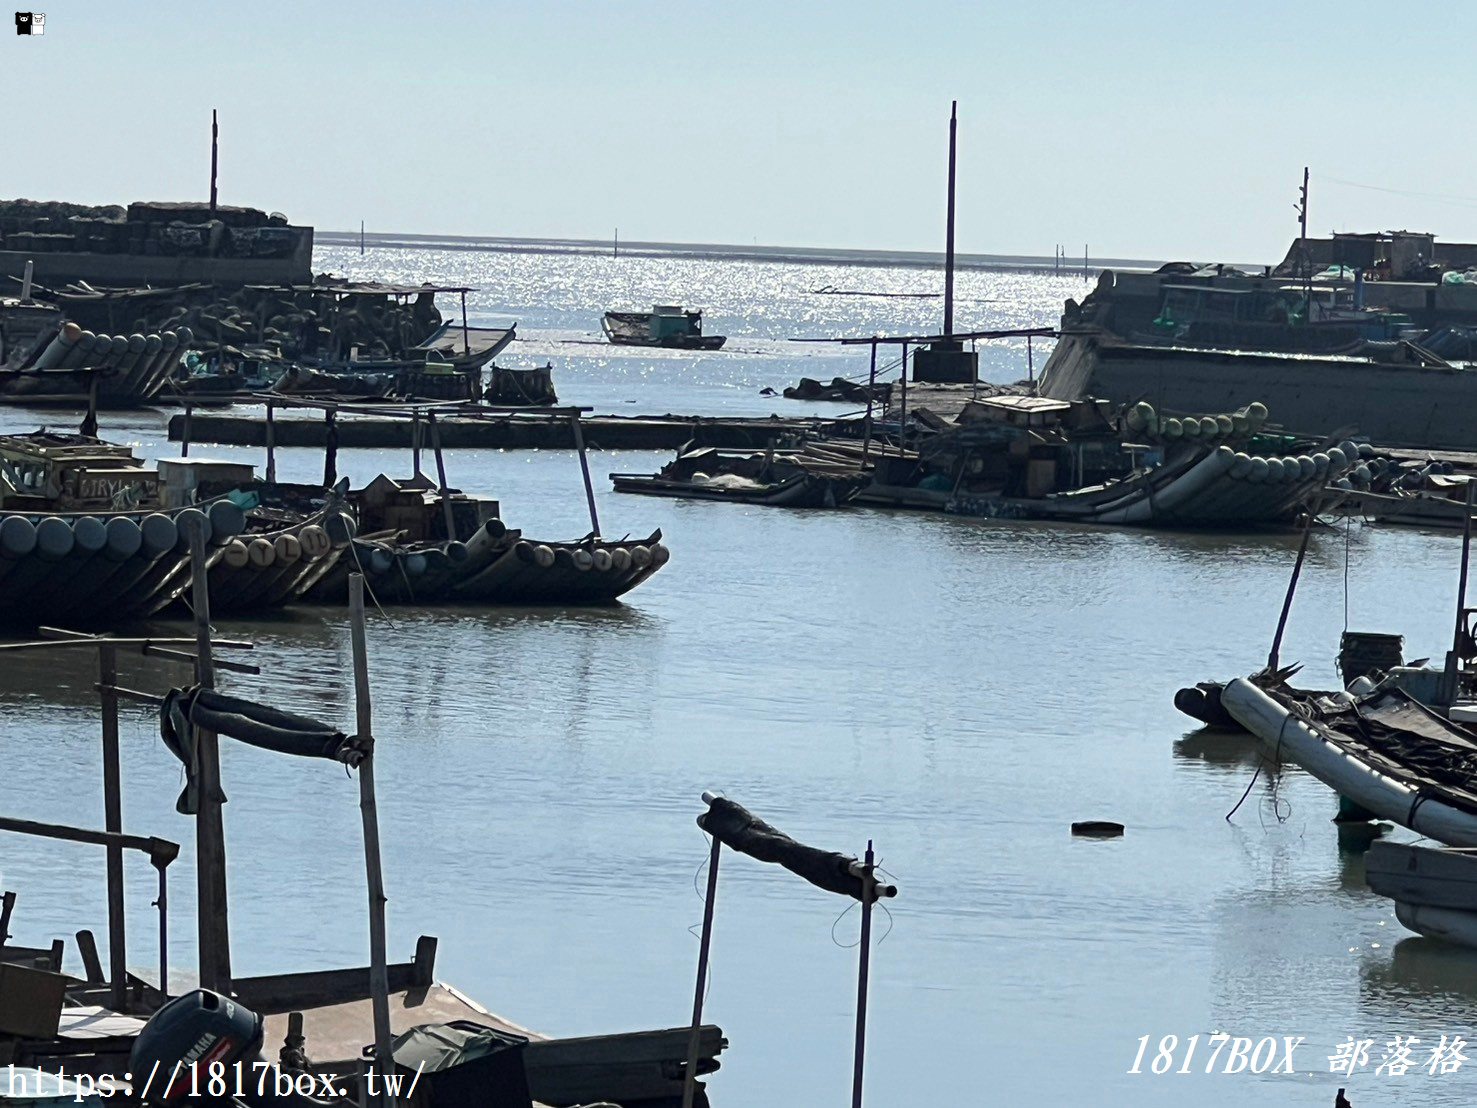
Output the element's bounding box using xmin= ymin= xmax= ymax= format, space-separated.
xmin=569 ymin=413 xmax=602 ymax=538
xmin=1267 ymin=506 xmax=1317 ymax=674
xmin=265 ymin=399 xmax=277 ymax=484
xmin=98 ymin=643 xmax=127 ymax=1011
xmin=899 ymin=341 xmax=909 ymax=457
xmin=681 ymin=811 xmax=722 ymax=1108
xmin=1443 ymin=481 xmax=1477 ymax=706
xmin=861 ymin=341 xmax=878 ymax=466
xmin=350 ymin=576 xmax=394 ymax=1107
xmin=188 ymin=519 xmax=231 ymax=993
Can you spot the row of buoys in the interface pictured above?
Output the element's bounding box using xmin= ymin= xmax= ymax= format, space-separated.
xmin=510 ymin=540 xmax=670 ymax=572
xmin=29 ymin=322 xmax=193 ymax=398
xmin=1124 ymin=400 xmax=1269 ymax=441
xmin=208 ymin=510 xmax=357 ymax=613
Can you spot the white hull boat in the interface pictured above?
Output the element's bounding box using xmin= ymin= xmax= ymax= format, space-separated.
xmin=1366 ymin=841 xmax=1477 ymax=948
xmin=1221 ymin=677 xmax=1477 ymax=846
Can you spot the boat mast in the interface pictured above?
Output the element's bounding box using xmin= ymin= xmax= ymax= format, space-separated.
xmin=209 ymin=109 xmax=219 ymax=215
xmin=360 ymin=220 xmax=365 ymax=256
xmin=614 ymin=227 xmax=619 ymax=259
xmin=1441 ymin=481 xmax=1477 ymax=707
xmin=943 ymin=101 xmax=957 ymax=339
xmin=1298 ymin=167 xmax=1310 ymax=310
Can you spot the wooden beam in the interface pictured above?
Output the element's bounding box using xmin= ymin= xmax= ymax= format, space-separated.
xmin=98 ymin=643 xmax=127 ymax=1011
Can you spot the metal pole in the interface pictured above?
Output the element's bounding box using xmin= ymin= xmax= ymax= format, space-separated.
xmin=1267 ymin=507 xmax=1317 ymax=674
xmin=681 ymin=812 xmax=723 ymax=1108
xmin=861 ymin=341 xmax=877 ymax=465
xmin=569 ymin=413 xmax=602 ymax=538
xmin=209 ymin=110 xmax=219 ymax=213
xmin=850 ymin=841 xmax=876 ymax=1108
xmin=943 ymin=101 xmax=957 ymax=339
xmin=188 ymin=519 xmax=231 ymax=994
xmin=411 ymin=413 xmax=423 ymax=479
xmin=350 ymin=576 xmax=395 ymax=1108
xmin=99 ymin=644 xmax=126 ymax=1011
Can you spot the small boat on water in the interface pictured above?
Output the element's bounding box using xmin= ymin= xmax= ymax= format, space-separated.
xmin=603 ymin=305 xmax=726 ymax=350
xmin=1366 ymin=840 xmax=1477 ymax=948
xmin=1221 ymin=677 xmax=1477 ymax=845
xmin=611 ymin=445 xmax=870 ymax=508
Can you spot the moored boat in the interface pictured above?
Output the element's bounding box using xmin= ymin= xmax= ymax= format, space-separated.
xmin=611 ymin=444 xmax=869 ymax=508
xmin=603 ymin=305 xmax=726 ymax=350
xmin=1366 ymin=841 xmax=1477 ymax=948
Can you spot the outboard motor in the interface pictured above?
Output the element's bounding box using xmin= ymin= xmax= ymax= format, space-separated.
xmin=130 ymin=990 xmax=342 ymax=1108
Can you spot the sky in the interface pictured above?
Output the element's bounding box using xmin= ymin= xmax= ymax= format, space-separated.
xmin=8 ymin=1 xmax=1477 ymax=265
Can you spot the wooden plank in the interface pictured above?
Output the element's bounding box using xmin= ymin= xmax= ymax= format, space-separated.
xmin=97 ymin=643 xmax=126 ymax=1010
xmin=75 ymin=930 xmax=104 ymax=983
xmin=233 ymin=956 xmax=429 ymax=1012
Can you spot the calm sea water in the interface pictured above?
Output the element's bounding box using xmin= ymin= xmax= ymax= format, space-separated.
xmin=2 ymin=248 xmax=1475 ymax=1107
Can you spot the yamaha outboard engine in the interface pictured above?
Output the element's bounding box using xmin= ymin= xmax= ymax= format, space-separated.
xmin=130 ymin=990 xmax=342 ymax=1108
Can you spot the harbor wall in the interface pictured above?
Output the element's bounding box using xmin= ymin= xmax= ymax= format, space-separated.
xmin=1040 ymin=334 xmax=1477 ymax=450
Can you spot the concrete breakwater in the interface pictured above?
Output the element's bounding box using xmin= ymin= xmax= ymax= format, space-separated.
xmin=168 ymin=411 xmax=831 ymax=450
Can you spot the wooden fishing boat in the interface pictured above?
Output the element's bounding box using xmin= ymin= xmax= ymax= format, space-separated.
xmin=1221 ymin=677 xmax=1477 ymax=845
xmin=611 ymin=444 xmax=870 ymax=508
xmin=1366 ymin=841 xmax=1477 ymax=948
xmin=603 ymin=306 xmax=726 ymax=350
xmin=193 ymin=498 xmax=356 ymax=614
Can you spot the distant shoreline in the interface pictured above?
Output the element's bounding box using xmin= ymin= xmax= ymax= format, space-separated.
xmin=317 ymin=230 xmax=1166 ymax=274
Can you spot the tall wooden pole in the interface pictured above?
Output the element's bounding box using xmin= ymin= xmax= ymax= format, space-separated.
xmin=209 ymin=110 xmax=219 ymax=214
xmin=189 ymin=519 xmax=231 ymax=993
xmin=861 ymin=341 xmax=878 ymax=465
xmin=943 ymin=101 xmax=957 ymax=339
xmin=265 ymin=400 xmax=277 ymax=484
xmin=681 ymin=808 xmax=723 ymax=1108
xmin=427 ymin=413 xmax=457 ymax=541
xmin=1299 ymin=167 xmax=1310 ymax=303
xmin=99 ymin=643 xmax=127 ymax=1010
xmin=898 ymin=341 xmax=909 ymax=456
xmin=350 ymin=576 xmax=394 ymax=1107
xmin=850 ymin=841 xmax=877 ymax=1108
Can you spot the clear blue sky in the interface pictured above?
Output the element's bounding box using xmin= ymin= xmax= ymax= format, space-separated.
xmin=9 ymin=1 xmax=1477 ymax=263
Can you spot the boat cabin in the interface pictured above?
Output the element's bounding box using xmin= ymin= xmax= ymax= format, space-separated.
xmin=649 ymin=304 xmax=705 ymax=342
xmin=0 ymin=432 xmax=162 ymax=512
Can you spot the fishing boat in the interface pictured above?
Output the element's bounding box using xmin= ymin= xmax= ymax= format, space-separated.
xmin=611 ymin=445 xmax=870 ymax=508
xmin=603 ymin=305 xmax=726 ymax=350
xmin=858 ymin=395 xmax=1352 ymax=527
xmin=1220 ymin=677 xmax=1477 ymax=845
xmin=1366 ymin=841 xmax=1477 ymax=948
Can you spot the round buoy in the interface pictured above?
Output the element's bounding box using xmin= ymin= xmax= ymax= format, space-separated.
xmin=1264 ymin=457 xmax=1286 ymax=484
xmin=651 ymin=542 xmax=670 ymax=567
xmin=533 ymin=544 xmax=556 ymax=568
xmin=611 ymin=548 xmax=632 ymax=572
xmin=103 ymin=516 xmax=142 ymax=561
xmin=1247 ymin=456 xmax=1270 ymax=483
xmin=207 ymin=499 xmax=245 ymax=541
xmin=1247 ymin=401 xmax=1269 ymax=422
xmin=1161 ymin=417 xmax=1182 ymax=439
xmin=514 ymin=540 xmax=536 ymax=564
xmin=174 ymin=509 xmax=210 ymax=549
xmin=369 ymin=547 xmax=393 ymax=575
xmin=1229 ymin=452 xmax=1254 ymax=479
xmin=222 ymin=539 xmax=250 ymax=569
xmin=631 ymin=545 xmax=652 ymax=568
xmin=592 ymin=548 xmax=613 ymax=571
xmin=1198 ymin=416 xmax=1219 ymax=437
xmin=299 ymin=524 xmax=330 ymax=561
xmin=0 ymin=516 xmax=36 ymax=559
xmin=1215 ymin=414 xmax=1234 ymax=436
xmin=445 ymin=541 xmax=469 ymax=564
xmin=1071 ymin=821 xmax=1124 ymax=838
xmin=1311 ymin=452 xmax=1331 ymax=478
xmin=404 ymin=553 xmax=428 ymax=576
xmin=571 ymin=548 xmax=594 ymax=571
xmin=484 ymin=518 xmax=508 ymax=540
xmin=35 ymin=517 xmax=74 ymax=560
xmin=1231 ymin=412 xmax=1250 ymax=435
xmin=72 ymin=516 xmax=107 ymax=555
xmin=273 ymin=533 xmax=302 ymax=565
xmin=246 ymin=537 xmax=276 ymax=568
xmin=1296 ymin=455 xmax=1316 ymax=481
